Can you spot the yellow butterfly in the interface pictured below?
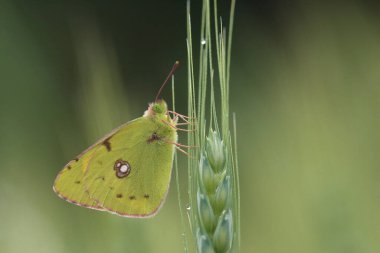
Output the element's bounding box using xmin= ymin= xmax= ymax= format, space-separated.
xmin=53 ymin=62 xmax=188 ymax=217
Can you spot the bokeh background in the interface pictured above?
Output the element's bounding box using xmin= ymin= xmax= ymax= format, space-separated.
xmin=1 ymin=0 xmax=380 ymax=252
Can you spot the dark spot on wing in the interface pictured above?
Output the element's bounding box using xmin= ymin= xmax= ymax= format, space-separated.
xmin=147 ymin=132 xmax=160 ymax=143
xmin=67 ymin=165 xmax=72 ymax=170
xmin=74 ymin=158 xmax=79 ymax=162
xmin=102 ymin=137 xmax=112 ymax=152
xmin=74 ymin=180 xmax=81 ymax=184
xmin=116 ymin=193 xmax=123 ymax=198
xmin=129 ymin=195 xmax=136 ymax=200
xmin=144 ymin=194 xmax=149 ymax=199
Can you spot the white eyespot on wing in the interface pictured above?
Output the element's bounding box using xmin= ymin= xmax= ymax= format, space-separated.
xmin=113 ymin=159 xmax=131 ymax=178
xmin=120 ymin=164 xmax=129 ymax=173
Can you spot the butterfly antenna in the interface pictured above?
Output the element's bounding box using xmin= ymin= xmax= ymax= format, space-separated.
xmin=155 ymin=61 xmax=180 ymax=102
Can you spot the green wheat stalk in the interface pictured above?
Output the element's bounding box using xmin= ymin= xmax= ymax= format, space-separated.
xmin=186 ymin=0 xmax=240 ymax=252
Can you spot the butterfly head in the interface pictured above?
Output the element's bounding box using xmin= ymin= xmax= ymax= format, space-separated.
xmin=144 ymin=99 xmax=175 ymax=123
xmin=151 ymin=99 xmax=168 ymax=114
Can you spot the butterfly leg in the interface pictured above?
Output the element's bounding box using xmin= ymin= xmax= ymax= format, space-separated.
xmin=161 ymin=138 xmax=195 ymax=157
xmin=174 ymin=147 xmax=198 ymax=159
xmin=172 ymin=114 xmax=179 ymax=124
xmin=167 ymin=112 xmax=193 ymax=125
xmin=161 ymin=119 xmax=195 ymax=132
xmin=163 ymin=139 xmax=198 ymax=149
xmin=174 ymin=116 xmax=197 ymax=126
xmin=168 ymin=111 xmax=197 ymax=125
xmin=176 ymin=122 xmax=193 ymax=126
xmin=167 ymin=110 xmax=193 ymax=119
xmin=175 ymin=146 xmax=190 ymax=156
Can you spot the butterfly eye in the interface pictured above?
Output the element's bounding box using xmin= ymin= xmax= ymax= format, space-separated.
xmin=114 ymin=159 xmax=131 ymax=178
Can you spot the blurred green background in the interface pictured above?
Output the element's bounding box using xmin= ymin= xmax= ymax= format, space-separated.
xmin=1 ymin=0 xmax=380 ymax=252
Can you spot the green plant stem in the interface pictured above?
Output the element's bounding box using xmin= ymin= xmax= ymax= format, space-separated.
xmin=186 ymin=0 xmax=239 ymax=252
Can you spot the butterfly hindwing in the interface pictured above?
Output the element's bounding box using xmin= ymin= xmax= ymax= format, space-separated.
xmin=53 ymin=146 xmax=103 ymax=210
xmin=83 ymin=117 xmax=177 ymax=217
xmin=54 ymin=115 xmax=177 ymax=217
xmin=53 ymin=119 xmax=140 ymax=210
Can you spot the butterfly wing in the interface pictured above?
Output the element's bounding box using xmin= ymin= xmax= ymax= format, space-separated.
xmin=83 ymin=117 xmax=177 ymax=217
xmin=53 ymin=141 xmax=105 ymax=210
xmin=53 ymin=118 xmax=141 ymax=210
xmin=54 ymin=116 xmax=177 ymax=217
